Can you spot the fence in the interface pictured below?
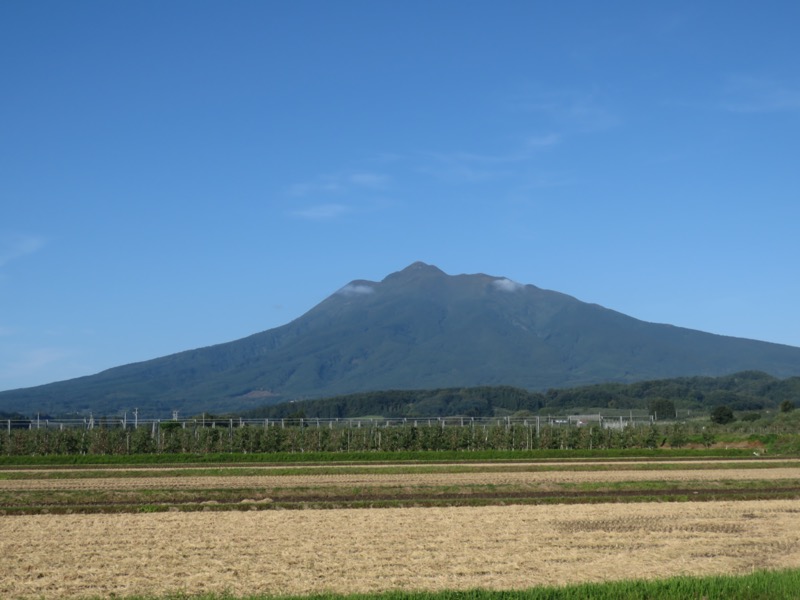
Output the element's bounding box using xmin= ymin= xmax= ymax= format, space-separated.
xmin=5 ymin=413 xmax=656 ymax=432
xmin=2 ymin=413 xmax=684 ymax=456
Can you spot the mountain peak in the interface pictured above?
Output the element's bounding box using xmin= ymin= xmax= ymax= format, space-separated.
xmin=402 ymin=261 xmax=444 ymax=274
xmin=383 ymin=261 xmax=446 ymax=283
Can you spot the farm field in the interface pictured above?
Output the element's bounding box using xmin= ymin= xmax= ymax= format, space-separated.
xmin=1 ymin=456 xmax=799 ymax=599
xmin=2 ymin=457 xmax=800 ymax=513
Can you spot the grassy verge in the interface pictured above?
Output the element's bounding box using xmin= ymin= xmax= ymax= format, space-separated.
xmin=76 ymin=569 xmax=800 ymax=600
xmin=0 ymin=447 xmax=762 ymax=467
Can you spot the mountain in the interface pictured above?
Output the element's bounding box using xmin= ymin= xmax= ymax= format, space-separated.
xmin=2 ymin=261 xmax=800 ymax=417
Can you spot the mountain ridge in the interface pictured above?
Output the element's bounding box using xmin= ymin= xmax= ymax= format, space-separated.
xmin=1 ymin=262 xmax=799 ymax=417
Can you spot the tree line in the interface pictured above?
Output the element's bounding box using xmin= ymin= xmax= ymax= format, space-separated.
xmin=242 ymin=371 xmax=800 ymax=420
xmin=0 ymin=419 xmax=785 ymax=456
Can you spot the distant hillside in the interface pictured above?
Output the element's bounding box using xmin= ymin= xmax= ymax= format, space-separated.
xmin=2 ymin=262 xmax=800 ymax=417
xmin=242 ymin=371 xmax=800 ymax=419
xmin=243 ymin=386 xmax=544 ymax=419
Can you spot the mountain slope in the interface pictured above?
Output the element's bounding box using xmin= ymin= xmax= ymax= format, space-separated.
xmin=2 ymin=261 xmax=800 ymax=416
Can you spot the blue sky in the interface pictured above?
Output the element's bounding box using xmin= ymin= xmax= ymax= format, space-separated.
xmin=2 ymin=1 xmax=799 ymax=391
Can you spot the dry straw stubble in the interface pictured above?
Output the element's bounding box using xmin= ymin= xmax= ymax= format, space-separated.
xmin=2 ymin=500 xmax=800 ymax=599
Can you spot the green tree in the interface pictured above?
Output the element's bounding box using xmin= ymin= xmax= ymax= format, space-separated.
xmin=710 ymin=405 xmax=735 ymax=425
xmin=780 ymin=400 xmax=795 ymax=413
xmin=668 ymin=423 xmax=687 ymax=448
xmin=701 ymin=428 xmax=716 ymax=448
xmin=643 ymin=425 xmax=659 ymax=449
xmin=648 ymin=398 xmax=676 ymax=421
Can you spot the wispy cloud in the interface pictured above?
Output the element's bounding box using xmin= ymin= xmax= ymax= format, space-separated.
xmin=290 ymin=204 xmax=350 ymax=220
xmin=348 ymin=173 xmax=388 ymax=187
xmin=287 ymin=171 xmax=389 ymax=198
xmin=0 ymin=346 xmax=75 ymax=383
xmin=511 ymin=85 xmax=620 ymax=133
xmin=287 ymin=181 xmax=343 ymax=197
xmin=722 ymin=76 xmax=800 ymax=113
xmin=512 ymin=171 xmax=574 ymax=193
xmin=421 ymin=135 xmax=561 ymax=184
xmin=0 ymin=233 xmax=45 ymax=268
xmin=286 ymin=171 xmax=390 ymax=220
xmin=418 ymin=86 xmax=614 ymax=185
xmin=525 ymin=133 xmax=562 ymax=148
xmin=419 ymin=152 xmax=514 ymax=183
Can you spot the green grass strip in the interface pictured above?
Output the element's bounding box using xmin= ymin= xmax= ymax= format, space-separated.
xmin=75 ymin=568 xmax=800 ymax=600
xmin=0 ymin=447 xmax=759 ymax=466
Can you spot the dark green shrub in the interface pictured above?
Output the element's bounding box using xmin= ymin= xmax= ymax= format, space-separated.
xmin=710 ymin=405 xmax=735 ymax=425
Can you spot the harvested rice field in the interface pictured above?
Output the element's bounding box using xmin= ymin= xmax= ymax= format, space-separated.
xmin=1 ymin=456 xmax=799 ymax=599
xmin=2 ymin=458 xmax=800 ymax=511
xmin=3 ymin=501 xmax=800 ymax=599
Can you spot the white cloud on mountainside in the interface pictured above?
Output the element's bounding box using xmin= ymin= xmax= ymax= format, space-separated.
xmin=337 ymin=283 xmax=375 ymax=296
xmin=492 ymin=278 xmax=524 ymax=292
